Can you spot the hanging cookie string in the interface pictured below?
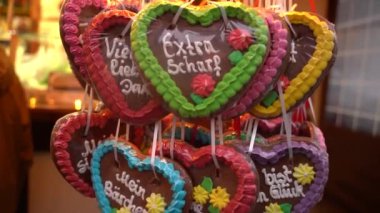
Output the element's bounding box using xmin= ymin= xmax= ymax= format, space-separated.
xmin=158 ymin=120 xmax=164 ymax=158
xmin=81 ymin=83 xmax=89 ymax=113
xmin=248 ymin=119 xmax=259 ymax=153
xmin=125 ymin=123 xmax=130 ymax=141
xmin=84 ymin=87 xmax=94 ymax=137
xmin=277 ymin=82 xmax=294 ymax=162
xmin=308 ymin=98 xmax=317 ymax=123
xmin=169 ymin=116 xmax=177 ymax=159
xmin=113 ymin=118 xmax=122 ymax=166
xmin=170 ymin=0 xmax=195 ymax=27
xmin=245 ymin=117 xmax=254 ymax=143
xmin=210 ymin=118 xmax=221 ymax=172
xmin=150 ymin=121 xmax=160 ymax=180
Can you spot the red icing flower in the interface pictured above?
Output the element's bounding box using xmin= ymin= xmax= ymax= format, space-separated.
xmin=280 ymin=75 xmax=290 ymax=89
xmin=191 ymin=74 xmax=216 ymax=97
xmin=227 ymin=29 xmax=254 ymax=50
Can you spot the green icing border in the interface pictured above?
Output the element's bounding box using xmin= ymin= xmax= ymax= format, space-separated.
xmin=131 ymin=0 xmax=269 ymax=118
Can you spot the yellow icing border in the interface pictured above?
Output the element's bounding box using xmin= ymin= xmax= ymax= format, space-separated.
xmin=250 ymin=11 xmax=335 ymax=118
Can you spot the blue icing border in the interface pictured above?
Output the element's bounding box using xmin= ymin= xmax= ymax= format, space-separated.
xmin=91 ymin=140 xmax=187 ymax=213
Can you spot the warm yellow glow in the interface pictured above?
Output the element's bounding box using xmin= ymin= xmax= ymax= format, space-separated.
xmin=29 ymin=97 xmax=37 ymax=109
xmin=74 ymin=99 xmax=82 ymax=111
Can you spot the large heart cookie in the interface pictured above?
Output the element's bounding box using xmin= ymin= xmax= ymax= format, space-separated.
xmin=235 ymin=139 xmax=328 ymax=212
xmin=154 ymin=140 xmax=259 ymax=212
xmin=50 ymin=110 xmax=121 ymax=197
xmin=222 ymin=10 xmax=290 ymax=119
xmin=131 ymin=1 xmax=269 ymax=119
xmin=250 ymin=12 xmax=337 ymax=118
xmin=83 ymin=9 xmax=168 ymax=125
xmin=60 ymin=0 xmax=107 ymax=84
xmin=91 ymin=141 xmax=192 ymax=212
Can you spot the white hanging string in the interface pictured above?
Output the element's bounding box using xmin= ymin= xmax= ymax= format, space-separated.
xmin=245 ymin=118 xmax=254 ymax=143
xmin=217 ymin=115 xmax=224 ymax=145
xmin=170 ymin=116 xmax=177 ymax=159
xmin=81 ymin=84 xmax=89 ymax=113
xmin=308 ymin=98 xmax=317 ymax=123
xmin=84 ymin=88 xmax=94 ymax=136
xmin=210 ymin=118 xmax=220 ymax=170
xmin=150 ymin=121 xmax=160 ymax=180
xmin=113 ymin=119 xmax=121 ymax=165
xmin=248 ymin=119 xmax=259 ymax=153
xmin=277 ymin=82 xmax=294 ymax=161
xmin=125 ymin=123 xmax=130 ymax=141
xmin=158 ymin=121 xmax=163 ymax=158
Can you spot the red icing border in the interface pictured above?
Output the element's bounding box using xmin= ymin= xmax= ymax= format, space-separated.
xmin=60 ymin=0 xmax=107 ymax=82
xmin=50 ymin=110 xmax=111 ymax=197
xmin=82 ymin=10 xmax=167 ymax=124
xmin=156 ymin=140 xmax=258 ymax=213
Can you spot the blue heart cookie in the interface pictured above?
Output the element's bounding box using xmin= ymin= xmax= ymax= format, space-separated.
xmin=91 ymin=141 xmax=189 ymax=213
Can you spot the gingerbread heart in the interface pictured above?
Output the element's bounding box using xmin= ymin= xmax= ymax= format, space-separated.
xmin=222 ymin=9 xmax=290 ymax=119
xmin=51 ymin=110 xmax=121 ymax=197
xmin=131 ymin=1 xmax=270 ymax=119
xmin=250 ymin=12 xmax=337 ymax=118
xmin=91 ymin=140 xmax=192 ymax=212
xmin=83 ymin=9 xmax=168 ymax=125
xmin=154 ymin=140 xmax=259 ymax=212
xmin=60 ymin=0 xmax=107 ymax=84
xmin=235 ymin=139 xmax=329 ymax=213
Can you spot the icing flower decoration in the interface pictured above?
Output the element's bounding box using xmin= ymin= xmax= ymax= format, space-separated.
xmin=265 ymin=203 xmax=283 ymax=213
xmin=293 ymin=163 xmax=316 ymax=185
xmin=191 ymin=74 xmax=216 ymax=97
xmin=280 ymin=75 xmax=290 ymax=90
xmin=209 ymin=186 xmax=230 ymax=210
xmin=227 ymin=28 xmax=254 ymax=50
xmin=193 ymin=185 xmax=209 ymax=204
xmin=146 ymin=193 xmax=166 ymax=213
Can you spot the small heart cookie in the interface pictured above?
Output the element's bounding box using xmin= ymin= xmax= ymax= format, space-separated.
xmin=83 ymin=9 xmax=168 ymax=125
xmin=50 ymin=110 xmax=120 ymax=197
xmin=235 ymin=139 xmax=329 ymax=212
xmin=91 ymin=141 xmax=193 ymax=212
xmin=250 ymin=12 xmax=337 ymax=118
xmin=60 ymin=0 xmax=107 ymax=84
xmin=154 ymin=140 xmax=259 ymax=213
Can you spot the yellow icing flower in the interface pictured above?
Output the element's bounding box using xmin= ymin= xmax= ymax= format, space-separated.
xmin=117 ymin=207 xmax=131 ymax=213
xmin=193 ymin=185 xmax=209 ymax=204
xmin=265 ymin=203 xmax=283 ymax=213
xmin=146 ymin=193 xmax=166 ymax=213
xmin=293 ymin=163 xmax=316 ymax=185
xmin=209 ymin=186 xmax=230 ymax=210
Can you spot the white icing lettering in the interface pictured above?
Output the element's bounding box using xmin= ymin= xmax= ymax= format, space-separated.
xmin=76 ymin=139 xmax=102 ymax=174
xmin=161 ymin=32 xmax=222 ymax=77
xmin=257 ymin=165 xmax=306 ymax=204
xmin=104 ymin=181 xmax=148 ymax=213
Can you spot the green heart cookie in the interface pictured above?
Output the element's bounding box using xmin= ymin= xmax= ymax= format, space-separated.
xmin=131 ymin=0 xmax=269 ymax=118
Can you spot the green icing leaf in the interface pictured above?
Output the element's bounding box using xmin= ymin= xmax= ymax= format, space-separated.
xmin=280 ymin=203 xmax=292 ymax=213
xmin=261 ymin=90 xmax=279 ymax=107
xmin=228 ymin=51 xmax=244 ymax=65
xmin=190 ymin=93 xmax=204 ymax=105
xmin=201 ymin=177 xmax=213 ymax=193
xmin=208 ymin=205 xmax=220 ymax=213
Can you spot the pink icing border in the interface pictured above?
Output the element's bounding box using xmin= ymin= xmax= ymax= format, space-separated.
xmin=60 ymin=0 xmax=107 ymax=81
xmin=51 ymin=111 xmax=111 ymax=197
xmin=82 ymin=10 xmax=168 ymax=124
xmin=222 ymin=12 xmax=289 ymax=119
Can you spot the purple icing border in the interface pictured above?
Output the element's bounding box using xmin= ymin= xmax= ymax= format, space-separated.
xmin=60 ymin=0 xmax=106 ymax=82
xmin=251 ymin=141 xmax=329 ymax=213
xmin=222 ymin=11 xmax=289 ymax=119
